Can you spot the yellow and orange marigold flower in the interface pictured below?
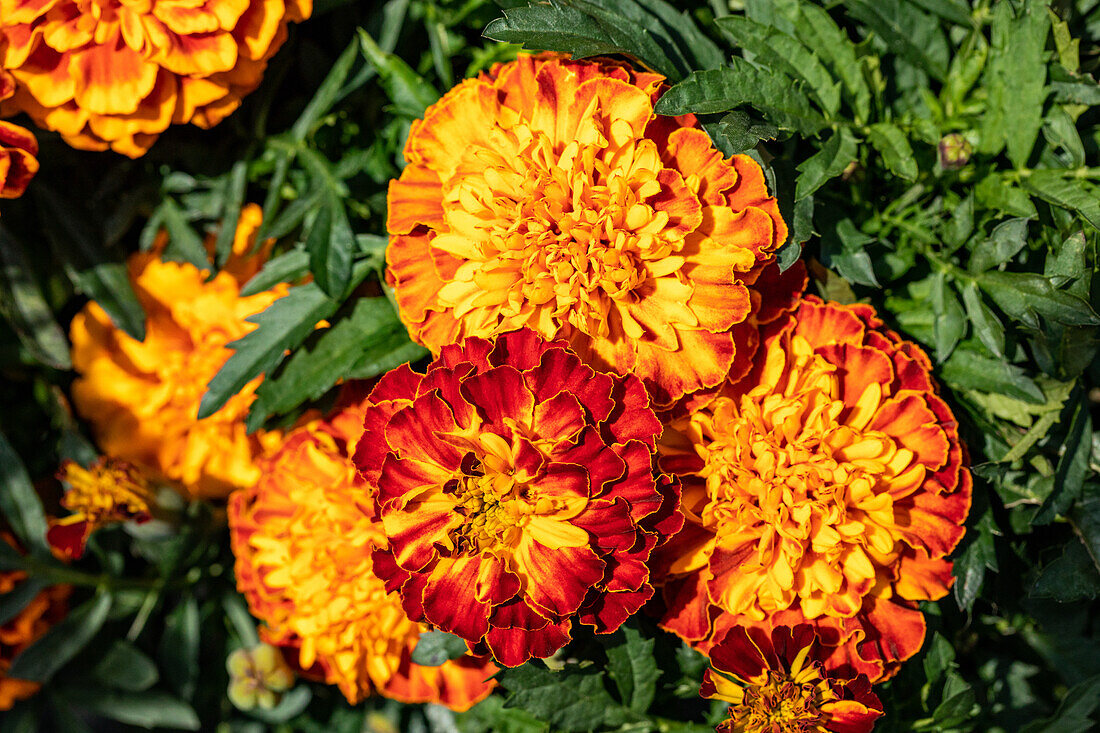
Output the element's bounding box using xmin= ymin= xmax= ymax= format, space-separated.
xmin=703 ymin=624 xmax=882 ymax=733
xmin=357 ymin=328 xmax=683 ymax=667
xmin=656 ymin=296 xmax=972 ymax=681
xmin=0 ymin=535 xmax=70 ymax=711
xmin=0 ymin=0 xmax=311 ymax=157
xmin=229 ymin=396 xmax=498 ymax=710
xmin=387 ymin=53 xmax=793 ymax=405
xmin=47 ymin=458 xmax=155 ymax=559
xmin=70 ymin=204 xmax=286 ymax=499
xmin=0 ymin=70 xmax=36 ymax=201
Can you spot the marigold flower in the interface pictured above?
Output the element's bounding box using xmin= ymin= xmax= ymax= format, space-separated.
xmin=0 ymin=0 xmax=311 ymax=157
xmin=387 ymin=53 xmax=792 ymax=405
xmin=656 ymin=296 xmax=972 ymax=681
xmin=703 ymin=624 xmax=882 ymax=733
xmin=229 ymin=399 xmax=498 ymax=710
xmin=47 ymin=458 xmax=155 ymax=559
xmin=357 ymin=328 xmax=682 ymax=667
xmin=226 ymin=643 xmax=294 ymax=711
xmin=0 ymin=535 xmax=70 ymax=711
xmin=0 ymin=70 xmax=36 ymax=200
xmin=70 ymin=204 xmax=287 ymax=499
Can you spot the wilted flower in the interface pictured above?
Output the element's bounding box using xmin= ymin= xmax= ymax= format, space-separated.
xmin=0 ymin=70 xmax=36 ymax=201
xmin=47 ymin=458 xmax=155 ymax=559
xmin=387 ymin=53 xmax=792 ymax=405
xmin=70 ymin=204 xmax=286 ymax=499
xmin=0 ymin=0 xmax=311 ymax=157
xmin=357 ymin=328 xmax=682 ymax=667
xmin=656 ymin=296 xmax=972 ymax=681
xmin=0 ymin=535 xmax=70 ymax=711
xmin=226 ymin=643 xmax=294 ymax=711
xmin=229 ymin=399 xmax=498 ymax=710
xmin=704 ymin=624 xmax=882 ymax=733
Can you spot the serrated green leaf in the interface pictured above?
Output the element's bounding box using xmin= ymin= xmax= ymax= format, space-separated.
xmin=654 ymin=61 xmax=828 ymax=134
xmin=66 ymin=687 xmax=200 ymax=730
xmin=716 ymin=16 xmax=841 ymax=114
xmin=716 ymin=110 xmax=778 ymax=155
xmin=908 ymin=0 xmax=972 ymax=27
xmin=953 ymin=511 xmax=997 ymax=611
xmin=240 ymin=248 xmax=310 ymax=297
xmin=501 ymin=663 xmax=620 ymax=732
xmin=959 ymin=281 xmax=1005 ymax=358
xmin=93 ymin=640 xmax=159 ymax=692
xmin=359 ymin=30 xmax=440 ymax=117
xmin=795 ymin=127 xmax=858 ymax=200
xmin=601 ymin=624 xmax=659 ymax=713
xmin=0 ymin=230 xmax=72 ymax=370
xmin=930 ymin=272 xmax=965 ymax=361
xmin=304 ymin=198 xmax=355 ymax=299
xmin=1022 ymin=170 xmax=1100 ymax=230
xmin=0 ymin=430 xmax=50 ymax=557
xmin=484 ymin=4 xmax=625 ymax=61
xmin=940 ymin=347 xmax=1044 ymax=403
xmin=922 ymin=632 xmax=956 ymax=684
xmin=932 ymin=675 xmax=978 ymax=727
xmin=968 ymin=217 xmax=1030 ymax=273
xmin=979 ymin=0 xmax=1049 ymax=166
xmin=793 ymin=3 xmax=870 ymax=122
xmin=9 ymin=592 xmax=112 ymax=682
xmin=159 ymin=596 xmax=200 ymax=701
xmin=824 ymin=219 xmax=878 ymax=287
xmin=1033 ymin=395 xmax=1092 ymax=525
xmin=975 ymin=174 xmax=1039 ymax=219
xmin=410 ymin=631 xmax=469 ymax=667
xmin=843 ymin=0 xmax=949 ymax=80
xmin=866 ymin=123 xmax=918 ymax=181
xmin=942 ymin=32 xmax=988 ymax=108
xmin=977 ymin=271 xmax=1100 ymax=329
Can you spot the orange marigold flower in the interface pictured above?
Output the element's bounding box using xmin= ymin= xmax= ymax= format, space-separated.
xmin=0 ymin=535 xmax=70 ymax=711
xmin=386 ymin=53 xmax=792 ymax=405
xmin=229 ymin=399 xmax=498 ymax=711
xmin=0 ymin=70 xmax=36 ymax=200
xmin=70 ymin=204 xmax=287 ymax=499
xmin=656 ymin=296 xmax=972 ymax=681
xmin=0 ymin=0 xmax=311 ymax=157
xmin=703 ymin=624 xmax=882 ymax=733
xmin=47 ymin=458 xmax=155 ymax=559
xmin=357 ymin=328 xmax=683 ymax=667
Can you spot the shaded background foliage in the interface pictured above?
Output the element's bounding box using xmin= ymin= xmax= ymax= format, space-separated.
xmin=0 ymin=0 xmax=1099 ymax=730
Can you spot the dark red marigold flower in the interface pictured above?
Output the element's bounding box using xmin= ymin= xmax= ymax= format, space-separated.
xmin=355 ymin=328 xmax=682 ymax=667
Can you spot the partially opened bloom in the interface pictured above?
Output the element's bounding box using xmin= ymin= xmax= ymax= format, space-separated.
xmin=0 ymin=70 xmax=36 ymax=200
xmin=226 ymin=644 xmax=295 ymax=711
xmin=703 ymin=624 xmax=882 ymax=733
xmin=656 ymin=297 xmax=972 ymax=681
xmin=0 ymin=536 xmax=70 ymax=711
xmin=387 ymin=53 xmax=792 ymax=405
xmin=70 ymin=204 xmax=286 ymax=499
xmin=357 ymin=328 xmax=682 ymax=666
xmin=0 ymin=0 xmax=311 ymax=157
xmin=47 ymin=458 xmax=155 ymax=559
xmin=229 ymin=399 xmax=498 ymax=710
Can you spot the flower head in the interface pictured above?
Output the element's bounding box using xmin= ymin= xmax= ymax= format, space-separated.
xmin=387 ymin=53 xmax=792 ymax=405
xmin=0 ymin=70 xmax=36 ymax=200
xmin=226 ymin=643 xmax=295 ymax=711
xmin=704 ymin=624 xmax=882 ymax=733
xmin=47 ymin=458 xmax=155 ymax=559
xmin=0 ymin=0 xmax=311 ymax=157
xmin=656 ymin=296 xmax=971 ymax=681
xmin=229 ymin=398 xmax=497 ymax=710
xmin=70 ymin=204 xmax=287 ymax=499
xmin=357 ymin=328 xmax=682 ymax=667
xmin=0 ymin=535 xmax=70 ymax=711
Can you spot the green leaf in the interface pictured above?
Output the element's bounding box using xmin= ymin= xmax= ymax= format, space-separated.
xmin=975 ymin=173 xmax=1038 ymax=219
xmin=93 ymin=640 xmax=159 ymax=692
xmin=0 ymin=430 xmax=50 ymax=557
xmin=1020 ymin=674 xmax=1100 ymax=733
xmin=940 ymin=346 xmax=1044 ymax=403
xmin=977 ymin=271 xmax=1100 ymax=329
xmin=304 ymin=198 xmax=355 ymax=299
xmin=1022 ymin=170 xmax=1100 ymax=230
xmin=929 ymin=272 xmax=965 ymax=361
xmin=908 ymin=0 xmax=972 ymax=27
xmin=501 ymin=663 xmax=620 ymax=732
xmin=968 ymin=217 xmax=1030 ymax=273
xmin=654 ymin=61 xmax=828 ymax=135
xmin=792 ymin=3 xmax=870 ymax=121
xmin=952 ymin=510 xmax=998 ymax=611
xmin=866 ymin=123 xmax=918 ymax=180
xmin=0 ymin=230 xmax=72 ymax=370
xmin=823 ymin=219 xmax=878 ymax=287
xmin=9 ymin=592 xmax=112 ymax=682
xmin=291 ymin=38 xmax=365 ymax=143
xmin=843 ymin=0 xmax=949 ymax=80
xmin=1034 ymin=395 xmax=1092 ymax=524
xmin=0 ymin=578 xmax=47 ymax=626
xmin=1031 ymin=539 xmax=1100 ymax=601
xmin=601 ymin=624 xmax=659 ymax=713
xmin=795 ymin=127 xmax=858 ymax=201
xmin=715 ymin=110 xmax=778 ymax=155
xmin=922 ymin=632 xmax=956 ymax=684
xmin=1071 ymin=486 xmax=1100 ymax=579
xmin=410 ymin=631 xmax=469 ymax=667
xmin=159 ymin=596 xmax=200 ymax=701
xmin=359 ymin=30 xmax=440 ymax=117
xmin=213 ymin=161 xmax=248 ymax=268
xmin=155 ymin=198 xmax=207 ymax=270
xmin=454 ymin=694 xmax=546 ymax=733
xmin=716 ymin=15 xmax=841 ymax=114
xmin=959 ymin=282 xmax=1005 ymax=358
xmin=66 ymin=687 xmax=200 ymax=730
xmin=240 ymin=248 xmax=310 ymax=297
xmin=978 ymin=0 xmax=1049 ymax=166
xmin=932 ymin=674 xmax=978 ymax=727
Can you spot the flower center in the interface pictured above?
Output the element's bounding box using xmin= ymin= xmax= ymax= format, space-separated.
xmin=723 ymin=671 xmax=829 ymax=733
xmin=449 ymin=455 xmax=527 ymax=554
xmin=438 ymin=120 xmax=684 ymax=338
xmin=690 ymin=337 xmax=924 ymax=617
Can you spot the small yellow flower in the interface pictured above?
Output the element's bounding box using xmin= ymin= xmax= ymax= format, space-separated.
xmin=47 ymin=459 xmax=156 ymax=559
xmin=226 ymin=644 xmax=294 ymax=711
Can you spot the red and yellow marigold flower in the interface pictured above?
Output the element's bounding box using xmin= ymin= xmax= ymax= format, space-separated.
xmin=703 ymin=624 xmax=882 ymax=733
xmin=386 ymin=53 xmax=793 ymax=405
xmin=70 ymin=204 xmax=287 ymax=499
xmin=656 ymin=296 xmax=972 ymax=681
xmin=0 ymin=0 xmax=311 ymax=157
xmin=229 ymin=397 xmax=498 ymax=711
xmin=0 ymin=70 xmax=36 ymax=201
xmin=357 ymin=328 xmax=683 ymax=667
xmin=0 ymin=535 xmax=70 ymax=711
xmin=47 ymin=458 xmax=155 ymax=559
